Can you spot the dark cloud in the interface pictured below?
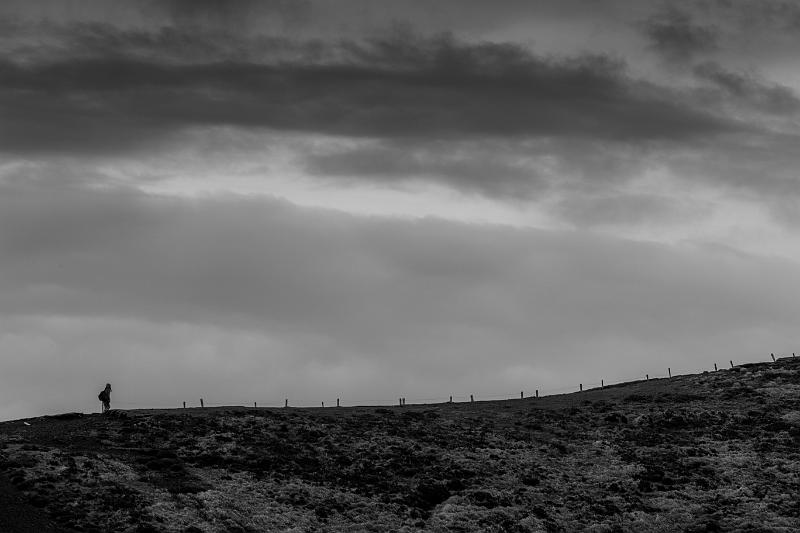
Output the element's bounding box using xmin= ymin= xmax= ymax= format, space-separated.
xmin=708 ymin=0 xmax=800 ymax=32
xmin=553 ymin=192 xmax=700 ymax=228
xmin=0 ymin=28 xmax=737 ymax=155
xmin=693 ymin=61 xmax=800 ymax=115
xmin=641 ymin=7 xmax=717 ymax=63
xmin=150 ymin=0 xmax=309 ymax=29
xmin=303 ymin=136 xmax=660 ymax=201
xmin=304 ymin=141 xmax=549 ymax=199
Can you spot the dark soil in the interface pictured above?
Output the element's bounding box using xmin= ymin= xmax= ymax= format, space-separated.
xmin=2 ymin=357 xmax=799 ymax=531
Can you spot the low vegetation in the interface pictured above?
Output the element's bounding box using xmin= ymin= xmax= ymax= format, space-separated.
xmin=2 ymin=358 xmax=799 ymax=532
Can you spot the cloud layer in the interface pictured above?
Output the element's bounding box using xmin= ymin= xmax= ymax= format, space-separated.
xmin=1 ymin=0 xmax=798 ymax=421
xmin=2 ymin=180 xmax=799 ymax=418
xmin=0 ymin=29 xmax=739 ymax=157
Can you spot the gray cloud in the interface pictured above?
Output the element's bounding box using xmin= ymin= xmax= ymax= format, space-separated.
xmin=0 ymin=27 xmax=738 ymax=155
xmin=302 ymin=136 xmax=661 ymax=202
xmin=150 ymin=0 xmax=311 ymax=30
xmin=553 ymin=192 xmax=703 ymax=228
xmin=641 ymin=7 xmax=717 ymax=63
xmin=693 ymin=61 xmax=800 ymax=115
xmin=1 ymin=180 xmax=799 ymax=420
xmin=304 ymin=141 xmax=550 ymax=200
xmin=708 ymin=0 xmax=800 ymax=32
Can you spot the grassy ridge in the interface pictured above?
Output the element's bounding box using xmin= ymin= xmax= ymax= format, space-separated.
xmin=1 ymin=358 xmax=799 ymax=532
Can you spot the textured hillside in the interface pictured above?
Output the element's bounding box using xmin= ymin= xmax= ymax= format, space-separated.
xmin=2 ymin=358 xmax=799 ymax=532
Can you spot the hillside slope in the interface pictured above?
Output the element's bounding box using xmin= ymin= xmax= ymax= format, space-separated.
xmin=1 ymin=358 xmax=799 ymax=532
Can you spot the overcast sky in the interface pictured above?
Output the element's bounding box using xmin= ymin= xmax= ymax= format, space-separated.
xmin=2 ymin=0 xmax=799 ymax=421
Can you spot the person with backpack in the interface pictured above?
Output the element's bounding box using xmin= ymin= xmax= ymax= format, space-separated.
xmin=98 ymin=383 xmax=112 ymax=413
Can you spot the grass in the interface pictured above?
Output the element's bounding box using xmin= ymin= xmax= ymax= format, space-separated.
xmin=1 ymin=358 xmax=799 ymax=532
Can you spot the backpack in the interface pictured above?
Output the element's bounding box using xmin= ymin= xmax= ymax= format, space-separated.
xmin=98 ymin=390 xmax=109 ymax=402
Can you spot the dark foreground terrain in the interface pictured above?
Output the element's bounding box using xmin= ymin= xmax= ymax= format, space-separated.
xmin=2 ymin=359 xmax=800 ymax=532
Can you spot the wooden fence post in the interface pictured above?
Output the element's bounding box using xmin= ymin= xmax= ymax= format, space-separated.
xmin=449 ymin=395 xmax=453 ymax=403
xmin=322 ymin=402 xmax=324 ymax=408
xmin=714 ymin=363 xmax=717 ymax=371
xmin=646 ymin=374 xmax=649 ymax=381
xmin=183 ymin=401 xmax=186 ymax=409
xmin=254 ymin=402 xmax=257 ymax=409
xmin=470 ymin=394 xmax=474 ymax=403
xmin=579 ymin=383 xmax=583 ymax=392
xmin=771 ymin=353 xmax=776 ymax=362
xmin=668 ymin=368 xmax=671 ymax=378
xmin=200 ymin=398 xmax=204 ymax=408
xmin=535 ymin=389 xmax=538 ymax=398
xmin=601 ymin=380 xmax=604 ymax=389
xmin=730 ymin=360 xmax=734 ymax=368
xmin=285 ymin=398 xmax=288 ymax=408
xmin=337 ymin=398 xmax=340 ymax=407
xmin=520 ymin=391 xmax=523 ymax=399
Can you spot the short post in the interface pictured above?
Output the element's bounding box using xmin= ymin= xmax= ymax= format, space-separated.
xmin=254 ymin=402 xmax=257 ymax=408
xmin=399 ymin=398 xmax=402 ymax=406
xmin=520 ymin=391 xmax=524 ymax=399
xmin=646 ymin=374 xmax=649 ymax=381
xmin=730 ymin=360 xmax=734 ymax=369
xmin=285 ymin=398 xmax=288 ymax=408
xmin=200 ymin=398 xmax=204 ymax=408
xmin=322 ymin=402 xmax=324 ymax=408
xmin=714 ymin=363 xmax=718 ymax=371
xmin=535 ymin=389 xmax=538 ymax=398
xmin=579 ymin=383 xmax=583 ymax=392
xmin=449 ymin=395 xmax=453 ymax=403
xmin=337 ymin=398 xmax=340 ymax=407
xmin=601 ymin=380 xmax=604 ymax=389
xmin=403 ymin=397 xmax=406 ymax=406
xmin=668 ymin=367 xmax=671 ymax=378
xmin=183 ymin=401 xmax=186 ymax=409
xmin=771 ymin=353 xmax=776 ymax=362
xmin=470 ymin=394 xmax=474 ymax=403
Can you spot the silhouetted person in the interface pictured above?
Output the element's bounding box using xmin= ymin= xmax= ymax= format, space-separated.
xmin=98 ymin=383 xmax=112 ymax=413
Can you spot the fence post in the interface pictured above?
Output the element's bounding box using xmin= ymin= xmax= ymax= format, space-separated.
xmin=579 ymin=383 xmax=583 ymax=392
xmin=183 ymin=401 xmax=186 ymax=409
xmin=771 ymin=353 xmax=776 ymax=362
xmin=535 ymin=389 xmax=538 ymax=398
xmin=449 ymin=395 xmax=453 ymax=403
xmin=322 ymin=402 xmax=324 ymax=408
xmin=200 ymin=398 xmax=204 ymax=408
xmin=285 ymin=398 xmax=288 ymax=408
xmin=254 ymin=402 xmax=257 ymax=409
xmin=730 ymin=360 xmax=734 ymax=369
xmin=601 ymin=380 xmax=604 ymax=389
xmin=337 ymin=398 xmax=340 ymax=407
xmin=470 ymin=394 xmax=474 ymax=403
xmin=520 ymin=391 xmax=524 ymax=399
xmin=714 ymin=363 xmax=717 ymax=371
xmin=646 ymin=374 xmax=649 ymax=381
xmin=668 ymin=368 xmax=671 ymax=378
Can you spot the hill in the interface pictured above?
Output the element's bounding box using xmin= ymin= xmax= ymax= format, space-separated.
xmin=1 ymin=358 xmax=799 ymax=532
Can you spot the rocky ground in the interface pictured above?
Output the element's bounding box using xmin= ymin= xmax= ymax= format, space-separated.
xmin=1 ymin=358 xmax=799 ymax=532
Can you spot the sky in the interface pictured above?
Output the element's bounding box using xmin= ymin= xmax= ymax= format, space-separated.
xmin=1 ymin=0 xmax=799 ymax=421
